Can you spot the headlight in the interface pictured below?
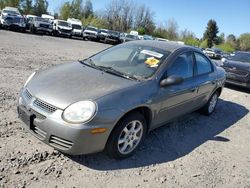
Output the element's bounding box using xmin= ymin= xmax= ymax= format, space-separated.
xmin=63 ymin=101 xmax=97 ymax=124
xmin=24 ymin=72 xmax=36 ymax=87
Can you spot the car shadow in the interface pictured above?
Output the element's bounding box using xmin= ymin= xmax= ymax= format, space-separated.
xmin=225 ymin=83 xmax=250 ymax=94
xmin=66 ymin=99 xmax=248 ymax=170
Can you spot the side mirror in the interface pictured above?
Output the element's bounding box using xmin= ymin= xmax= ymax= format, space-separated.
xmin=160 ymin=75 xmax=183 ymax=87
xmin=221 ymin=57 xmax=227 ymax=63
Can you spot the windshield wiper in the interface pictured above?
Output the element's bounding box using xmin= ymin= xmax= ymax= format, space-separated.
xmin=79 ymin=59 xmax=139 ymax=80
xmin=78 ymin=58 xmax=100 ymax=69
xmin=97 ymin=66 xmax=138 ymax=80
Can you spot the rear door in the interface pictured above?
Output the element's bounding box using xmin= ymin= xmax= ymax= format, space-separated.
xmin=193 ymin=52 xmax=217 ymax=107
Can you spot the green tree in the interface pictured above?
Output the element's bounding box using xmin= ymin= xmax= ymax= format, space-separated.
xmin=238 ymin=33 xmax=250 ymax=51
xmin=70 ymin=0 xmax=82 ymax=19
xmin=59 ymin=1 xmax=71 ymax=20
xmin=20 ymin=0 xmax=33 ymax=14
xmin=83 ymin=0 xmax=93 ymax=19
xmin=200 ymin=39 xmax=208 ymax=48
xmin=203 ymin=19 xmax=219 ymax=48
xmin=184 ymin=37 xmax=200 ymax=47
xmin=137 ymin=27 xmax=146 ymax=35
xmin=0 ymin=0 xmax=20 ymax=9
xmin=226 ymin=34 xmax=237 ymax=49
xmin=215 ymin=43 xmax=235 ymax=53
xmin=33 ymin=0 xmax=48 ymax=16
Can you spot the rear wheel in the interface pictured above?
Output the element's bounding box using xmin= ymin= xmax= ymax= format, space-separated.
xmin=200 ymin=91 xmax=219 ymax=115
xmin=106 ymin=112 xmax=147 ymax=159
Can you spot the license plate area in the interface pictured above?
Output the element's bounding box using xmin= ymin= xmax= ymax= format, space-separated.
xmin=18 ymin=106 xmax=36 ymax=128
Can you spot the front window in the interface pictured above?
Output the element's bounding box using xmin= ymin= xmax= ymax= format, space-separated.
xmin=227 ymin=52 xmax=250 ymax=64
xmin=82 ymin=44 xmax=170 ymax=79
xmin=72 ymin=24 xmax=82 ymax=30
xmin=167 ymin=52 xmax=194 ymax=79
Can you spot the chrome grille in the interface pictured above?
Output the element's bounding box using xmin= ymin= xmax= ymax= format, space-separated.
xmin=34 ymin=99 xmax=57 ymax=113
xmin=22 ymin=89 xmax=32 ymax=103
xmin=32 ymin=126 xmax=47 ymax=140
xmin=49 ymin=136 xmax=73 ymax=150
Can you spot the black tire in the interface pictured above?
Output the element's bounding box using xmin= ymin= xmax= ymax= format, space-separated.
xmin=106 ymin=112 xmax=147 ymax=159
xmin=200 ymin=91 xmax=219 ymax=116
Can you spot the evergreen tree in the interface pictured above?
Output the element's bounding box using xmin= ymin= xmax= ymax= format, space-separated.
xmin=203 ymin=19 xmax=219 ymax=48
xmin=33 ymin=0 xmax=48 ymax=16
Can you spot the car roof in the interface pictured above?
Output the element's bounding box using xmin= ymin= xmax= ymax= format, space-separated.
xmin=126 ymin=40 xmax=193 ymax=53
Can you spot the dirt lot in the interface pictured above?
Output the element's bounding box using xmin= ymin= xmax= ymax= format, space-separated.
xmin=0 ymin=30 xmax=250 ymax=188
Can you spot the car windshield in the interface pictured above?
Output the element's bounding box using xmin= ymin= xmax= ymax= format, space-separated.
xmin=3 ymin=9 xmax=20 ymax=15
xmin=109 ymin=31 xmax=119 ymax=36
xmin=58 ymin=21 xmax=70 ymax=27
xmin=36 ymin=17 xmax=49 ymax=22
xmin=72 ymin=24 xmax=82 ymax=29
xmin=99 ymin=29 xmax=107 ymax=33
xmin=81 ymin=44 xmax=170 ymax=79
xmin=227 ymin=53 xmax=250 ymax=63
xmin=86 ymin=27 xmax=97 ymax=31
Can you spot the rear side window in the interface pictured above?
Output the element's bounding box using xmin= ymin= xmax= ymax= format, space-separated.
xmin=167 ymin=52 xmax=194 ymax=79
xmin=195 ymin=53 xmax=212 ymax=75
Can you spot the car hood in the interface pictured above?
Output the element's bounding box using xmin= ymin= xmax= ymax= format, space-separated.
xmin=84 ymin=30 xmax=97 ymax=34
xmin=58 ymin=25 xmax=72 ymax=30
xmin=26 ymin=62 xmax=138 ymax=109
xmin=223 ymin=60 xmax=250 ymax=70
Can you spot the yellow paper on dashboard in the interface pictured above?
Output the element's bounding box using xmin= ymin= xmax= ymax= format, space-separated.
xmin=145 ymin=57 xmax=160 ymax=67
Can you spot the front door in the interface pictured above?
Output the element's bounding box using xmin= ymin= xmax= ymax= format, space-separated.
xmin=153 ymin=52 xmax=199 ymax=127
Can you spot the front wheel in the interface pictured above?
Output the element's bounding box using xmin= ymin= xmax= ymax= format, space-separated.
xmin=106 ymin=112 xmax=147 ymax=159
xmin=200 ymin=91 xmax=219 ymax=115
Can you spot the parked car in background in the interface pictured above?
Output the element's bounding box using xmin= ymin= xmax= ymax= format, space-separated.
xmin=0 ymin=7 xmax=26 ymax=32
xmin=123 ymin=34 xmax=139 ymax=42
xmin=143 ymin=35 xmax=154 ymax=40
xmin=18 ymin=41 xmax=225 ymax=159
xmin=83 ymin=26 xmax=98 ymax=41
xmin=221 ymin=51 xmax=250 ymax=89
xmin=104 ymin=30 xmax=121 ymax=44
xmin=155 ymin=37 xmax=168 ymax=42
xmin=97 ymin=29 xmax=108 ymax=42
xmin=67 ymin=18 xmax=82 ymax=37
xmin=29 ymin=17 xmax=53 ymax=35
xmin=204 ymin=48 xmax=222 ymax=59
xmin=52 ymin=19 xmax=72 ymax=37
xmin=24 ymin=14 xmax=37 ymax=30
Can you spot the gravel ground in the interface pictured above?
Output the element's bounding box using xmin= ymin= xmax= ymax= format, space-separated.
xmin=0 ymin=30 xmax=250 ymax=188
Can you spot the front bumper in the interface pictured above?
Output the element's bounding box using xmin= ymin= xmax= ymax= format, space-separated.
xmin=225 ymin=79 xmax=250 ymax=88
xmin=83 ymin=33 xmax=97 ymax=39
xmin=36 ymin=27 xmax=52 ymax=33
xmin=1 ymin=19 xmax=25 ymax=30
xmin=17 ymin=89 xmax=117 ymax=155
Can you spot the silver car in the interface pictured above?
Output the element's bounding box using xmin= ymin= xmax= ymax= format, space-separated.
xmin=18 ymin=41 xmax=226 ymax=159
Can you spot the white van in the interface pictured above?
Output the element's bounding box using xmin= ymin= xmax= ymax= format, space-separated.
xmin=67 ymin=18 xmax=82 ymax=37
xmin=52 ymin=19 xmax=72 ymax=37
